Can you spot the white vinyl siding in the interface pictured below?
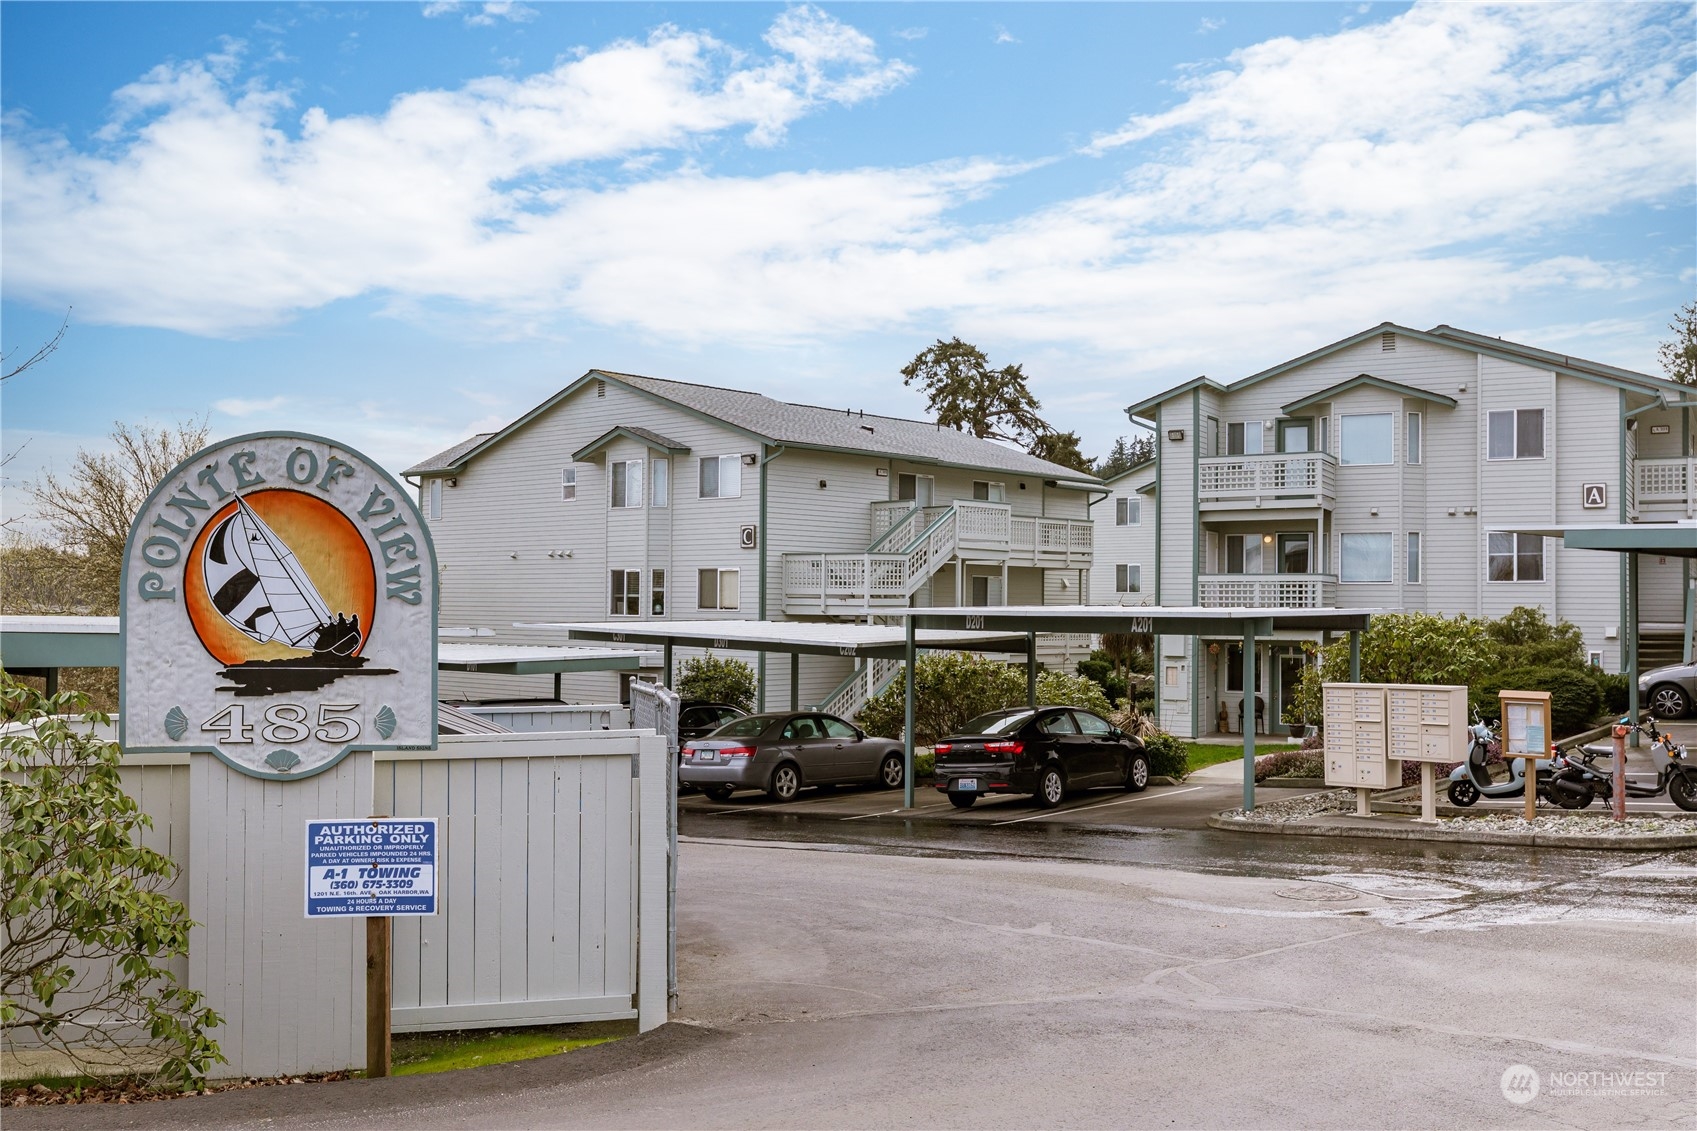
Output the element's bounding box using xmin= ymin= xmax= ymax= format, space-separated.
xmin=1340 ymin=532 xmax=1393 ymax=582
xmin=697 ymin=568 xmax=740 ymax=610
xmin=1339 ymin=413 xmax=1394 ymax=465
xmin=699 ymin=455 xmax=743 ymax=499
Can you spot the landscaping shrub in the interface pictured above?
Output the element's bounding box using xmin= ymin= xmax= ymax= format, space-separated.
xmin=1593 ymin=671 xmax=1632 ymax=715
xmin=1254 ymin=748 xmax=1324 ymax=782
xmin=1469 ymin=665 xmax=1602 ymax=737
xmin=1076 ymin=654 xmax=1127 ymax=704
xmin=1486 ymin=606 xmax=1587 ymax=670
xmin=1287 ymin=611 xmax=1497 ymax=725
xmin=676 ymin=653 xmax=757 ymax=712
xmin=1141 ymin=733 xmax=1189 ymax=780
xmin=1034 ymin=669 xmax=1114 ymax=719
xmin=856 ymin=652 xmax=1025 ymax=745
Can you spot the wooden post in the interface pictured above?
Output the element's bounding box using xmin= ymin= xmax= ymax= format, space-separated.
xmin=365 ymin=915 xmax=391 ymax=1077
xmin=1522 ymin=757 xmax=1537 ymax=822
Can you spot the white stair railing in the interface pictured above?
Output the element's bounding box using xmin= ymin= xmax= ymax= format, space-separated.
xmin=815 ymin=655 xmax=903 ymax=721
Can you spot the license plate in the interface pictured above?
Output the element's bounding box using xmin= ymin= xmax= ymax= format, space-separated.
xmin=955 ymin=778 xmax=978 ymax=792
xmin=698 ymin=752 xmax=717 ymax=763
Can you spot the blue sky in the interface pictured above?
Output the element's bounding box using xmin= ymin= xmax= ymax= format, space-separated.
xmin=3 ymin=1 xmax=1693 ymax=519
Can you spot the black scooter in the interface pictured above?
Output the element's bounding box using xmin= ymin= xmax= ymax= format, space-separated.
xmin=1547 ymin=716 xmax=1697 ymax=812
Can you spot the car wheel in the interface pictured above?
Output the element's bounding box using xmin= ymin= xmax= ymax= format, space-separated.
xmin=767 ymin=763 xmax=801 ymax=802
xmin=1035 ymin=765 xmax=1066 ymax=808
xmin=878 ymin=754 xmax=905 ymax=790
xmin=1447 ymin=779 xmax=1479 ymax=807
xmin=1124 ymin=753 xmax=1150 ymax=792
xmin=1648 ymin=683 xmax=1691 ymax=719
xmin=703 ymin=785 xmax=734 ymax=802
xmin=948 ymin=792 xmax=976 ymax=809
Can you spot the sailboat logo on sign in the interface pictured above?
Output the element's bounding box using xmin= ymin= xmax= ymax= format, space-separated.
xmin=188 ymin=490 xmax=394 ymax=697
xmin=119 ymin=433 xmax=436 ymax=780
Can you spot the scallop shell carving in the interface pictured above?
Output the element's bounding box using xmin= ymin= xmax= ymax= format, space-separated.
xmin=265 ymin=749 xmax=301 ymax=773
xmin=374 ymin=706 xmax=397 ymax=739
xmin=163 ymin=706 xmax=189 ymax=741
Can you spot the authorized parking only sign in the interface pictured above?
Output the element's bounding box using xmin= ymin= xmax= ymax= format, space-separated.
xmin=306 ymin=818 xmax=438 ymax=917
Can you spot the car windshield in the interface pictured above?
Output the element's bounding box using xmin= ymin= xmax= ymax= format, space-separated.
xmin=962 ymin=710 xmax=1033 ymax=736
xmin=712 ymin=715 xmax=772 ymax=738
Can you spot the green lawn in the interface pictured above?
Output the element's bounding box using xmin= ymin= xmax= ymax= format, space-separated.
xmin=1181 ymin=742 xmax=1279 ymax=771
xmin=391 ymin=1025 xmax=623 ymax=1076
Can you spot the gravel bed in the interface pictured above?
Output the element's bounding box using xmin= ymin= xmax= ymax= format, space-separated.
xmin=1217 ymin=789 xmax=1357 ymax=823
xmin=1435 ymin=811 xmax=1696 ymax=836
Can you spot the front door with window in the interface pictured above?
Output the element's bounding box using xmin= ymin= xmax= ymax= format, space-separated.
xmin=1277 ymin=418 xmax=1312 ymax=453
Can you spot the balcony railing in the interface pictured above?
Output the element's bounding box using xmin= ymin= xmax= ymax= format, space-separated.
xmin=1009 ymin=515 xmax=1093 ymax=564
xmin=1636 ymin=458 xmax=1695 ymax=517
xmin=1198 ymin=573 xmax=1337 ymax=609
xmin=1198 ymin=452 xmax=1336 ymax=510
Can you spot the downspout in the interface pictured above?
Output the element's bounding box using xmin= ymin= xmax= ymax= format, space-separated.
xmin=757 ymin=444 xmax=785 ymax=711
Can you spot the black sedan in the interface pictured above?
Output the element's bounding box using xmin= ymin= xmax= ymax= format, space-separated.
xmin=679 ymin=701 xmax=748 ymax=743
xmin=933 ymin=706 xmax=1149 ymax=809
xmin=681 ymin=711 xmax=907 ymax=802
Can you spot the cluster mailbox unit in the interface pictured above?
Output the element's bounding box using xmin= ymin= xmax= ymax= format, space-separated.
xmin=1323 ymin=683 xmax=1470 ymax=795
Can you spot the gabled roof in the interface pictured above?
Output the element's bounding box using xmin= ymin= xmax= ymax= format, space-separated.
xmin=1126 ymin=377 xmax=1226 ymax=422
xmin=1281 ymin=373 xmax=1458 ymax=415
xmin=572 ymin=425 xmax=690 ymax=462
xmin=406 ymin=432 xmax=496 ymax=475
xmin=1100 ymin=457 xmax=1155 ymax=488
xmin=1123 ymin=321 xmax=1690 ymax=421
xmin=406 ymin=369 xmax=1102 ymax=484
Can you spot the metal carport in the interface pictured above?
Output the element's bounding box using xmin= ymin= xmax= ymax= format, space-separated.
xmin=892 ymin=605 xmax=1384 ymax=811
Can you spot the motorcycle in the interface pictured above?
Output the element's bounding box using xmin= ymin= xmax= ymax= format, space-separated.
xmin=1446 ymin=718 xmax=1571 ymax=808
xmin=1546 ymin=716 xmax=1697 ymax=813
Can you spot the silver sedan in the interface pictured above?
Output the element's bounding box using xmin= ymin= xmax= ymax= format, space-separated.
xmin=680 ymin=711 xmax=906 ymax=802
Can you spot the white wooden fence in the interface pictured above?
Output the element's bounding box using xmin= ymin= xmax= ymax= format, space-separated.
xmin=374 ymin=731 xmax=666 ymax=1033
xmin=7 ymin=724 xmax=667 ymax=1078
xmin=455 ymin=703 xmax=631 ymax=732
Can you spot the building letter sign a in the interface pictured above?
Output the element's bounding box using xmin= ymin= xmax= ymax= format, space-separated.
xmin=1581 ymin=483 xmax=1607 ymax=510
xmin=120 ymin=433 xmax=438 ymax=780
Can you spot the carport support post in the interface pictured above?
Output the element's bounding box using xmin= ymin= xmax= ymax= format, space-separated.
xmin=903 ymin=616 xmax=917 ymax=809
xmin=1026 ymin=631 xmax=1037 ymax=707
xmin=1348 ymin=630 xmax=1361 ymax=683
xmin=662 ymin=642 xmax=673 ymax=690
xmin=1627 ymin=552 xmax=1640 ymax=748
xmin=1242 ymin=622 xmax=1256 ymax=811
xmin=790 ymin=652 xmax=799 ymax=712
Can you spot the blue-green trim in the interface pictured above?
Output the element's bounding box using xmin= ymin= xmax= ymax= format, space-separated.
xmin=1098 ymin=458 xmax=1155 ymax=488
xmin=1281 ymin=373 xmax=1458 ymax=415
xmin=1126 ymin=376 xmax=1225 ymax=422
xmin=1 ymin=630 xmax=120 ymax=669
xmin=118 ymin=430 xmax=440 ymax=782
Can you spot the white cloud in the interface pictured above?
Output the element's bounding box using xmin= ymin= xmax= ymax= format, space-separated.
xmin=2 ymin=0 xmax=1690 ymax=394
xmin=893 ymin=27 xmax=927 ymax=41
xmin=993 ymin=25 xmax=1018 ymax=45
xmin=213 ymin=395 xmax=289 ymax=417
xmin=467 ymin=3 xmax=537 ymax=28
xmin=1197 ymin=17 xmax=1225 ymax=35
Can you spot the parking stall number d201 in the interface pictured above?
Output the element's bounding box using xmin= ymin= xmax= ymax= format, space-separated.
xmin=306 ymin=818 xmax=438 ymax=918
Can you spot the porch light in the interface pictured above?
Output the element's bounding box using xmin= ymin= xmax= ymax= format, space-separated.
xmin=1167 ymin=429 xmax=1185 ymax=442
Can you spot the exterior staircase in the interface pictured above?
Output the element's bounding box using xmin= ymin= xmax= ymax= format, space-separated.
xmin=1637 ymin=629 xmax=1688 ymax=670
xmin=813 ymin=655 xmax=903 ymax=723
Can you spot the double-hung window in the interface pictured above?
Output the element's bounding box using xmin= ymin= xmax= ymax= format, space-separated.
xmin=1340 ymin=533 xmax=1393 ymax=582
xmin=651 ymin=569 xmax=666 ymax=616
xmin=651 ymin=459 xmax=669 ymax=507
xmin=560 ymin=467 xmax=577 ymax=502
xmin=610 ymin=569 xmax=641 ymax=616
xmin=610 ymin=459 xmax=644 ymax=508
xmin=1487 ymin=532 xmax=1544 ymax=582
xmin=1339 ymin=413 xmax=1394 ymax=465
xmin=1487 ymin=409 xmax=1544 ymax=460
xmin=1115 ymin=564 xmax=1142 ymax=593
xmin=699 ymin=455 xmax=743 ymax=499
xmin=1115 ymin=497 xmax=1141 ymax=525
xmin=698 ymin=568 xmax=740 ymax=610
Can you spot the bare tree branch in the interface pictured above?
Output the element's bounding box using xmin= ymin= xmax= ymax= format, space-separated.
xmin=2 ymin=309 xmax=71 ymax=382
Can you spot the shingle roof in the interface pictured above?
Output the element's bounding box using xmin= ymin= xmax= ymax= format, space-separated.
xmin=405 ymin=432 xmax=496 ymax=475
xmin=572 ymin=424 xmax=690 ymax=462
xmin=406 ymin=370 xmax=1102 ymax=483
